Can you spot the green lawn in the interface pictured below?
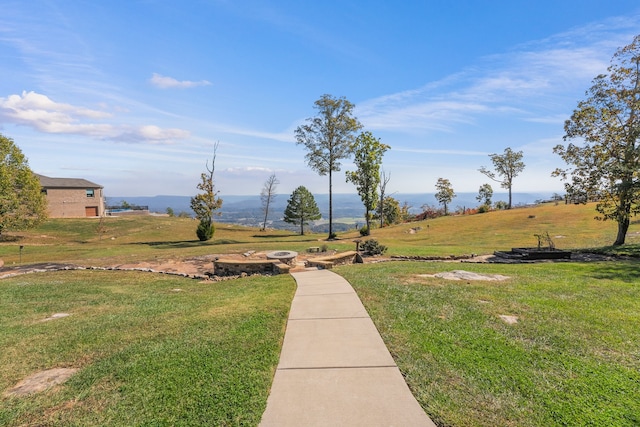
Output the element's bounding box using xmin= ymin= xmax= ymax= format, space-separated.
xmin=336 ymin=261 xmax=640 ymax=427
xmin=2 ymin=205 xmax=640 ymax=425
xmin=0 ymin=270 xmax=295 ymax=426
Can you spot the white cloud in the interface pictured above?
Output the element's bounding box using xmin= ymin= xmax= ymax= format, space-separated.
xmin=0 ymin=91 xmax=190 ymax=143
xmin=150 ymin=73 xmax=211 ymax=89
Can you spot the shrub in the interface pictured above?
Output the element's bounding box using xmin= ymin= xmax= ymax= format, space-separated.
xmin=360 ymin=239 xmax=387 ymax=256
xmin=359 ymin=225 xmax=370 ymax=236
xmin=477 ymin=204 xmax=490 ymax=213
xmin=196 ymin=220 xmax=214 ymax=241
xmin=494 ymin=201 xmax=508 ymax=210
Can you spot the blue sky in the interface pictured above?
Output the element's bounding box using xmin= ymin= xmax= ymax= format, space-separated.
xmin=1 ymin=1 xmax=639 ymax=197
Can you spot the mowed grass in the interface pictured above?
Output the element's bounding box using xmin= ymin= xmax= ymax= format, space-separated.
xmin=2 ymin=203 xmax=640 ymax=425
xmin=1 ymin=202 xmax=638 ymax=266
xmin=0 ymin=270 xmax=295 ymax=426
xmin=355 ymin=202 xmax=639 ymax=257
xmin=335 ymin=261 xmax=640 ymax=426
xmin=0 ymin=216 xmax=356 ymax=266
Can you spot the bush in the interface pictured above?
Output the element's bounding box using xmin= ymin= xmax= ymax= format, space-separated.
xmin=196 ymin=220 xmax=214 ymax=241
xmin=359 ymin=225 xmax=370 ymax=236
xmin=360 ymin=239 xmax=387 ymax=256
xmin=494 ymin=201 xmax=508 ymax=210
xmin=477 ymin=204 xmax=490 ymax=213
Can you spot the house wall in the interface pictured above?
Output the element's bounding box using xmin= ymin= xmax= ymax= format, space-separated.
xmin=45 ymin=187 xmax=105 ymax=217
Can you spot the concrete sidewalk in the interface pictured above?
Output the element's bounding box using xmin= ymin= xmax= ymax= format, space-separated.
xmin=259 ymin=269 xmax=435 ymax=427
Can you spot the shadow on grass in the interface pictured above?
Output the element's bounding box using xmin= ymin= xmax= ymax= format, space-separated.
xmin=581 ymin=243 xmax=640 ymax=257
xmin=129 ymin=239 xmax=242 ymax=249
xmin=591 ymin=260 xmax=640 ymax=282
xmin=0 ymin=235 xmax=24 ymax=242
xmin=251 ymin=234 xmax=312 ymax=239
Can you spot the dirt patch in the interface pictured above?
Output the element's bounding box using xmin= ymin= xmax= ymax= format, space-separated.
xmin=499 ymin=315 xmax=519 ymax=324
xmin=418 ymin=270 xmax=511 ymax=281
xmin=41 ymin=313 xmax=71 ymax=322
xmin=4 ymin=368 xmax=78 ymax=397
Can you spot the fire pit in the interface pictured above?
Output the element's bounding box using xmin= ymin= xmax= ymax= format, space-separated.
xmin=266 ymin=250 xmax=298 ymax=266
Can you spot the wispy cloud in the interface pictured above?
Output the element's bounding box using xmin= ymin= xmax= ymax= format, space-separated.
xmin=357 ymin=16 xmax=640 ymax=135
xmin=0 ymin=91 xmax=190 ymax=143
xmin=392 ymin=147 xmax=488 ymax=156
xmin=150 ymin=73 xmax=211 ymax=89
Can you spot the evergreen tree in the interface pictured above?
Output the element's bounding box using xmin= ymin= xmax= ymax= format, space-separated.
xmin=190 ymin=143 xmax=222 ymax=241
xmin=283 ymin=186 xmax=321 ymax=235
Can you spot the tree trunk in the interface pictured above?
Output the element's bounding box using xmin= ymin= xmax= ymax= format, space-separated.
xmin=613 ymin=217 xmax=629 ymax=246
xmin=507 ymin=185 xmax=513 ymax=209
xmin=262 ymin=198 xmax=270 ymax=231
xmin=328 ymin=170 xmax=333 ymax=238
xmin=365 ymin=207 xmax=370 ymax=235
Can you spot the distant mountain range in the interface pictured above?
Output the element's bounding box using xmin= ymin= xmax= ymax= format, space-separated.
xmin=107 ymin=192 xmax=558 ymax=231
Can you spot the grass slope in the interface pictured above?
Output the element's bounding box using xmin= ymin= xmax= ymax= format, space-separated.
xmin=1 ymin=203 xmax=640 ymax=425
xmin=0 ymin=270 xmax=295 ymax=426
xmin=336 ymin=262 xmax=640 ymax=426
xmin=2 ymin=202 xmax=638 ymax=266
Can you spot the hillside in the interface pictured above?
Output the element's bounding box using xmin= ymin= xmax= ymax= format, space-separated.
xmin=1 ymin=201 xmax=638 ymax=266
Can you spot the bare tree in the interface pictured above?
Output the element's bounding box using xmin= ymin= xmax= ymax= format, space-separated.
xmin=260 ymin=173 xmax=279 ymax=231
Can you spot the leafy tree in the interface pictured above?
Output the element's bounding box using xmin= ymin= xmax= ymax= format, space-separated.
xmin=476 ymin=183 xmax=493 ymax=207
xmin=345 ymin=131 xmax=390 ymax=235
xmin=166 ymin=207 xmax=175 ymax=217
xmin=260 ymin=173 xmax=279 ymax=231
xmin=374 ymin=195 xmax=401 ymax=226
xmin=479 ymin=147 xmax=525 ymax=209
xmin=190 ymin=142 xmax=223 ymax=241
xmin=553 ymin=35 xmax=640 ymax=246
xmin=0 ymin=134 xmax=47 ymax=237
xmin=283 ymin=186 xmax=321 ymax=235
xmin=295 ymin=94 xmax=362 ymax=239
xmin=434 ymin=178 xmax=456 ymax=215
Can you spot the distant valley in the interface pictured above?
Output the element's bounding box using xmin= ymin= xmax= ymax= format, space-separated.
xmin=107 ymin=192 xmax=557 ymax=232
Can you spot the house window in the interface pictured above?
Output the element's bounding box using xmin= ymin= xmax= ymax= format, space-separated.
xmin=41 ymin=189 xmax=48 ymax=195
xmin=86 ymin=189 xmax=95 ymax=198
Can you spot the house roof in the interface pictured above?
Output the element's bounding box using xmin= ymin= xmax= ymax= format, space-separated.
xmin=36 ymin=174 xmax=103 ymax=189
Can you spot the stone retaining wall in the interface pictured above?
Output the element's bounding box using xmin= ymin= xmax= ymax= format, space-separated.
xmin=213 ymin=259 xmax=291 ymax=276
xmin=306 ymin=251 xmax=360 ymax=269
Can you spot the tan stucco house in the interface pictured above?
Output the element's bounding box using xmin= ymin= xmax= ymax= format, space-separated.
xmin=37 ymin=174 xmax=105 ymax=217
